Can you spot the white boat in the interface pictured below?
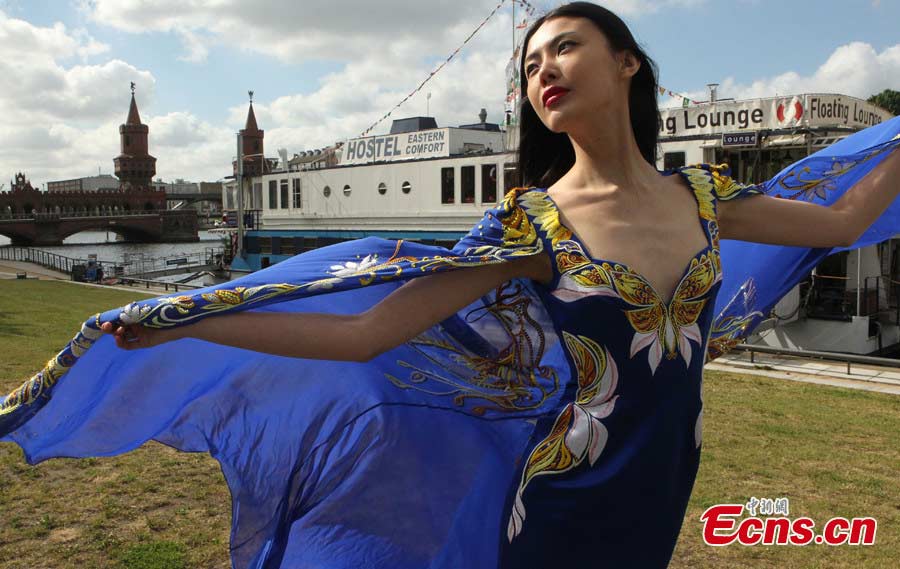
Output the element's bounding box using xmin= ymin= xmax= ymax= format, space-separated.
xmin=228 ymin=114 xmax=517 ymax=270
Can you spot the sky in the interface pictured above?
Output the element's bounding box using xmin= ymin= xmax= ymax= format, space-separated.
xmin=0 ymin=0 xmax=897 ymax=188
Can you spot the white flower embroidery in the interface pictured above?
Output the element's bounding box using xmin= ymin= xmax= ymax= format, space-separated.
xmin=507 ymin=335 xmax=619 ymax=541
xmin=119 ymin=302 xmax=152 ymax=325
xmin=629 ymin=319 xmax=704 ymax=375
xmin=328 ymin=254 xmax=378 ymax=277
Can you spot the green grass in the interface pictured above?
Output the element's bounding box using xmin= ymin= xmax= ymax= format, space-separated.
xmin=118 ymin=541 xmax=187 ymax=569
xmin=1 ymin=280 xmax=898 ymax=568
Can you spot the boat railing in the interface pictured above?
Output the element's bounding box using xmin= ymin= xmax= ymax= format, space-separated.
xmin=221 ymin=209 xmax=262 ymax=230
xmin=736 ymin=343 xmax=900 ymax=375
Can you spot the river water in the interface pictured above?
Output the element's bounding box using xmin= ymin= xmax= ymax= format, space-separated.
xmin=0 ymin=231 xmax=228 ymax=286
xmin=0 ymin=231 xmax=223 ymax=262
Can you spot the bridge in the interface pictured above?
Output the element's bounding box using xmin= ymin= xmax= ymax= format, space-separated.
xmin=0 ymin=176 xmax=200 ymax=245
xmin=0 ymin=210 xmax=199 ymax=246
xmin=165 ymin=188 xmax=222 ymax=205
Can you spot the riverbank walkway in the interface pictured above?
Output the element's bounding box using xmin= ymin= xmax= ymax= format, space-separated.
xmin=0 ymin=260 xmax=174 ymax=295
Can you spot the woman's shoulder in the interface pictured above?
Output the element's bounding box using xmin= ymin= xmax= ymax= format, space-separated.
xmin=669 ymin=163 xmax=763 ymax=201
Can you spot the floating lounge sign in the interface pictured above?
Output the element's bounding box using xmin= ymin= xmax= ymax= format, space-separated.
xmin=659 ymin=94 xmax=892 ymax=137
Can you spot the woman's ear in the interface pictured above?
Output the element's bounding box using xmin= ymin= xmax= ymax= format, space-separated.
xmin=619 ymin=51 xmax=641 ymax=79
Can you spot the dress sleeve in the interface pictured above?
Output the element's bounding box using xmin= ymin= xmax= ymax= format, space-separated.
xmin=705 ymin=163 xmax=764 ymax=201
xmin=451 ymin=187 xmax=541 ymax=255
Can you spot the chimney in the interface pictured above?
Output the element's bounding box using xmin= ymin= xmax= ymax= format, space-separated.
xmin=707 ymin=83 xmax=719 ymax=103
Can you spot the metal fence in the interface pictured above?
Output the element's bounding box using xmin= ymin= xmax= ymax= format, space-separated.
xmin=736 ymin=343 xmax=900 ymax=374
xmin=0 ymin=246 xmax=225 ymax=279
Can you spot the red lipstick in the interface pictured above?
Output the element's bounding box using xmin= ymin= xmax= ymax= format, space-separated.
xmin=542 ymin=86 xmax=570 ymax=108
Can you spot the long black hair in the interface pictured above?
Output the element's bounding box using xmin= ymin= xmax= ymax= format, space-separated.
xmin=515 ymin=2 xmax=660 ymax=188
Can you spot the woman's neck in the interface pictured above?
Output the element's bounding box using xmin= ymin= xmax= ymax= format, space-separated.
xmin=560 ymin=113 xmax=658 ymax=193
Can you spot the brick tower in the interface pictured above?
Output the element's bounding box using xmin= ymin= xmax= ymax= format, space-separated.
xmin=235 ymin=91 xmax=266 ymax=176
xmin=114 ymin=83 xmax=156 ymax=191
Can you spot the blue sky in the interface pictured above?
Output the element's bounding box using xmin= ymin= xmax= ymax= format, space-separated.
xmin=0 ymin=0 xmax=897 ymax=185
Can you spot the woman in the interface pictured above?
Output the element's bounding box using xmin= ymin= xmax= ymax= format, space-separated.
xmin=3 ymin=3 xmax=899 ymax=567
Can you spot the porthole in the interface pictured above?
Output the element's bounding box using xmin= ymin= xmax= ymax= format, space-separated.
xmin=377 ymin=182 xmax=387 ymax=195
xmin=343 ymin=184 xmax=352 ymax=197
xmin=401 ymin=181 xmax=411 ymax=194
xmin=323 ymin=186 xmax=331 ymax=198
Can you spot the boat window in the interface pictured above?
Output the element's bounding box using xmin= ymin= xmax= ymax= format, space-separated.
xmin=461 ymin=166 xmax=475 ymax=203
xmin=441 ymin=167 xmax=455 ymax=204
xmin=503 ymin=163 xmax=519 ymax=192
xmin=378 ymin=182 xmax=387 ymax=196
xmin=292 ymin=179 xmax=302 ymax=208
xmin=343 ymin=184 xmax=352 ymax=197
xmin=663 ymin=152 xmax=686 ymax=170
xmin=280 ymin=179 xmax=289 ymax=209
xmin=252 ymin=182 xmax=262 ymax=209
xmin=481 ymin=164 xmax=498 ymax=203
xmin=323 ymin=185 xmax=331 ymax=198
xmin=268 ymin=180 xmax=278 ymax=209
xmin=402 ymin=181 xmax=411 ymax=194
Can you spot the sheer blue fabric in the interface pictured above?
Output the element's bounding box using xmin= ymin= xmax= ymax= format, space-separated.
xmin=712 ymin=117 xmax=900 ymax=357
xmin=1 ymin=116 xmax=898 ymax=568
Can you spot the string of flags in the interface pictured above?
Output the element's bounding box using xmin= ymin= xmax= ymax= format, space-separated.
xmin=357 ymin=1 xmax=709 ymax=137
xmin=513 ymin=0 xmax=536 ymax=27
xmin=359 ymin=0 xmax=511 ymax=137
xmin=659 ymin=85 xmax=703 ymax=108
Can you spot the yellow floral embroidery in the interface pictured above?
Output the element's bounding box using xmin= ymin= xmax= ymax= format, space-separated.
xmin=507 ymin=333 xmax=618 ymax=541
xmin=681 ymin=167 xmax=717 ymax=220
xmin=517 ymin=188 xmax=573 ymax=247
xmin=710 ymin=164 xmax=742 ymax=199
xmin=776 ymin=141 xmax=899 ymax=202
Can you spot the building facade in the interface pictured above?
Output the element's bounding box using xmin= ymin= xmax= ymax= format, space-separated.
xmin=47 ymin=174 xmax=120 ymax=193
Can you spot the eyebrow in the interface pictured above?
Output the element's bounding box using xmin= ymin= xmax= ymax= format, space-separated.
xmin=524 ymin=31 xmax=577 ymax=64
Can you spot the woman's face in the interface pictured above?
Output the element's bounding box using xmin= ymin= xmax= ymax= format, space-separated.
xmin=524 ymin=16 xmax=638 ymax=134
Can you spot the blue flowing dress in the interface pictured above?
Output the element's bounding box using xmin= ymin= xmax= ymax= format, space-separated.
xmin=1 ymin=118 xmax=899 ymax=568
xmin=499 ymin=169 xmax=740 ymax=567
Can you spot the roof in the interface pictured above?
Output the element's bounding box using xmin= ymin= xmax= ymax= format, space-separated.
xmin=244 ymin=102 xmax=260 ymax=133
xmin=126 ymin=94 xmax=142 ymax=125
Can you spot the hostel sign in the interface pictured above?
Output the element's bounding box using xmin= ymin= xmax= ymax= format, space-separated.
xmin=342 ymin=129 xmax=450 ymax=165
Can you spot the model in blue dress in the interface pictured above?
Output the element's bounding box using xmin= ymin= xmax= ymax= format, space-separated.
xmin=3 ymin=3 xmax=900 ymax=568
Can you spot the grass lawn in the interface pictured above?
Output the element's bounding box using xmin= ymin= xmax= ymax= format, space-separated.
xmin=1 ymin=280 xmax=898 ymax=568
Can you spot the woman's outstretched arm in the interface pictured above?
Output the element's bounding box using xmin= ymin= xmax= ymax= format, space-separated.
xmin=717 ymin=147 xmax=900 ymax=247
xmin=100 ymin=254 xmax=551 ymax=362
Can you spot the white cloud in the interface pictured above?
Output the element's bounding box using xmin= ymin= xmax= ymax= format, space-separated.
xmin=84 ymin=0 xmax=515 ymax=63
xmin=0 ymin=10 xmax=154 ymax=186
xmin=661 ymin=41 xmax=900 ymax=109
xmin=217 ymin=10 xmax=514 ymax=156
xmin=715 ymin=42 xmax=900 ymax=102
xmin=599 ymin=0 xmax=707 ymax=15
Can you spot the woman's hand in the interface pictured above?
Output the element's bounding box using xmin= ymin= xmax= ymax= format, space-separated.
xmin=100 ymin=321 xmax=166 ymax=350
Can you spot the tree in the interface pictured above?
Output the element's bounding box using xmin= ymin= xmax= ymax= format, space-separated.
xmin=867 ymin=89 xmax=900 ymax=116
